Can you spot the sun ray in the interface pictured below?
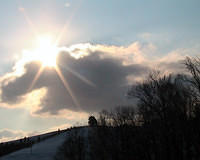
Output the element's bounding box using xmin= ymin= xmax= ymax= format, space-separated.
xmin=19 ymin=7 xmax=38 ymax=37
xmin=55 ymin=66 xmax=80 ymax=109
xmin=28 ymin=66 xmax=44 ymax=92
xmin=59 ymin=63 xmax=96 ymax=87
xmin=55 ymin=0 xmax=83 ymax=45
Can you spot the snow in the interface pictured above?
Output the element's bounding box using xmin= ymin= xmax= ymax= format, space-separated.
xmin=0 ymin=132 xmax=67 ymax=160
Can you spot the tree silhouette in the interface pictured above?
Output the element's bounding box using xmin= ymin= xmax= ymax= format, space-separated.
xmin=88 ymin=116 xmax=97 ymax=127
xmin=127 ymin=71 xmax=193 ymax=124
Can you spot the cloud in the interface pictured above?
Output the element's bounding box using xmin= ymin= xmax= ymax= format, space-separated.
xmin=0 ymin=129 xmax=34 ymax=143
xmin=0 ymin=42 xmax=189 ymax=116
xmin=0 ymin=129 xmax=25 ymax=139
xmin=65 ymin=2 xmax=70 ymax=7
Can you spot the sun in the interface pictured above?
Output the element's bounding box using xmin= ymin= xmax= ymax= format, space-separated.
xmin=33 ymin=35 xmax=59 ymax=67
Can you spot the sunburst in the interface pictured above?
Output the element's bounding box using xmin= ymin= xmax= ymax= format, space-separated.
xmin=19 ymin=3 xmax=94 ymax=109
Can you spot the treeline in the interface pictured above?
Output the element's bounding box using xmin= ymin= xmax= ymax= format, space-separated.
xmin=91 ymin=57 xmax=200 ymax=160
xmin=55 ymin=57 xmax=200 ymax=160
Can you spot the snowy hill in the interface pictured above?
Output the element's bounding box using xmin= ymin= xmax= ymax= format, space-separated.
xmin=0 ymin=127 xmax=89 ymax=160
xmin=0 ymin=131 xmax=66 ymax=160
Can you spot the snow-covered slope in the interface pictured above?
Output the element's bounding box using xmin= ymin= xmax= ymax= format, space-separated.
xmin=0 ymin=132 xmax=67 ymax=160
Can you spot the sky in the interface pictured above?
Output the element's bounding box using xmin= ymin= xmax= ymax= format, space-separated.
xmin=0 ymin=0 xmax=200 ymax=142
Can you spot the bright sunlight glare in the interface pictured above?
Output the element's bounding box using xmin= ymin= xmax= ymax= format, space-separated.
xmin=34 ymin=35 xmax=59 ymax=67
xmin=14 ymin=35 xmax=59 ymax=76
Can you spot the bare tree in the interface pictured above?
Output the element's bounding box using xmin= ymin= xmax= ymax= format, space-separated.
xmin=127 ymin=72 xmax=193 ymax=124
xmin=184 ymin=57 xmax=200 ymax=93
xmin=110 ymin=106 xmax=136 ymax=127
xmin=184 ymin=57 xmax=200 ymax=118
xmin=98 ymin=110 xmax=110 ymax=126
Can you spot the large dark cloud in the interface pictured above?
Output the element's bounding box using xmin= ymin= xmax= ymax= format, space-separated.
xmin=0 ymin=49 xmax=149 ymax=115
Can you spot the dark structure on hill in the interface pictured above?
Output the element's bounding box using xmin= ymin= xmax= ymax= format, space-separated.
xmin=88 ymin=116 xmax=97 ymax=127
